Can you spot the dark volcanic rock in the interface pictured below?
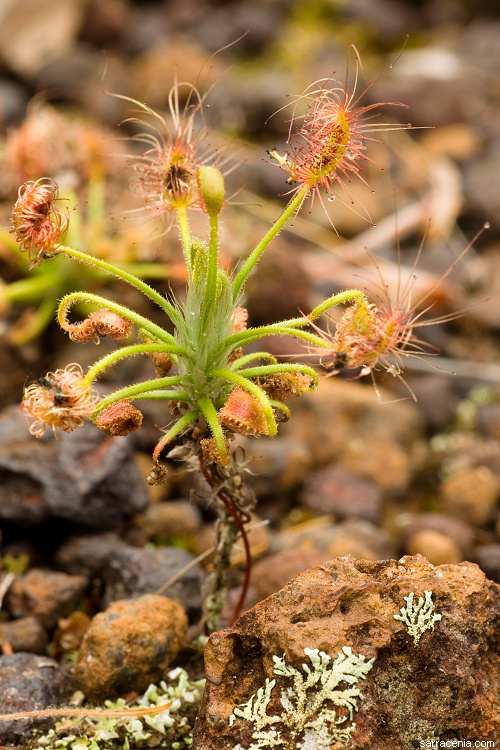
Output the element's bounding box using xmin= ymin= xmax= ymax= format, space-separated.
xmin=54 ymin=532 xmax=127 ymax=578
xmin=101 ymin=544 xmax=204 ymax=621
xmin=0 ymin=652 xmax=72 ymax=745
xmin=193 ymin=555 xmax=500 ymax=750
xmin=0 ymin=405 xmax=148 ymax=529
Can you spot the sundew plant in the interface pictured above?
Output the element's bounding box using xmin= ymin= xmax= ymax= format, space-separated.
xmin=13 ymin=45 xmax=449 ymax=631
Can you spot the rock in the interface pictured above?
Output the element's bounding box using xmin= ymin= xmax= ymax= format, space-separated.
xmin=475 ymin=544 xmax=500 ymax=584
xmin=134 ymin=500 xmax=203 ymax=544
xmin=439 ymin=465 xmax=500 ymax=527
xmin=405 ymin=528 xmax=463 ymax=565
xmin=272 ymin=516 xmax=396 ymax=562
xmin=75 ymin=594 xmax=188 ymax=701
xmin=242 ymin=436 xmax=313 ymax=499
xmin=0 ymin=406 xmax=149 ymax=529
xmin=54 ymin=532 xmax=127 ymax=578
xmin=250 ymin=547 xmax=328 ymax=604
xmin=0 ymin=0 xmax=87 ymax=78
xmin=6 ymin=569 xmax=87 ymax=629
xmin=193 ymin=555 xmax=500 ymax=749
xmin=300 ymin=463 xmax=383 ymax=523
xmin=0 ymin=653 xmax=72 ymax=744
xmin=0 ymin=616 xmax=48 ymax=654
xmin=100 ymin=544 xmax=204 ymax=621
xmin=280 ymin=378 xmax=424 ymax=492
xmin=397 ymin=512 xmax=475 ymax=560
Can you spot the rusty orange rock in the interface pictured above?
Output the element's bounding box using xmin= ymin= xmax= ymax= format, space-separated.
xmin=75 ymin=594 xmax=188 ymax=701
xmin=193 ymin=555 xmax=500 ymax=749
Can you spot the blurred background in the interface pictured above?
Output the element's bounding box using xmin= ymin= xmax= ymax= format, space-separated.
xmin=0 ymin=0 xmax=499 ymax=407
xmin=0 ymin=0 xmax=500 ymax=646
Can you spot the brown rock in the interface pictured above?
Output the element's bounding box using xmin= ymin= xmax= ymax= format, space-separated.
xmin=280 ymin=378 xmax=423 ymax=492
xmin=439 ymin=465 xmax=500 ymax=526
xmin=6 ymin=569 xmax=88 ymax=628
xmin=405 ymin=529 xmax=463 ymax=565
xmin=75 ymin=593 xmax=188 ymax=701
xmin=397 ymin=512 xmax=475 ymax=559
xmin=193 ymin=555 xmax=499 ymax=749
xmin=242 ymin=436 xmax=313 ymax=499
xmin=301 ymin=463 xmax=383 ymax=523
xmin=251 ymin=547 xmax=328 ymax=604
xmin=0 ymin=616 xmax=48 ymax=654
xmin=273 ymin=516 xmax=396 ymax=562
xmin=475 ymin=543 xmax=500 ymax=584
xmin=134 ymin=499 xmax=202 ymax=543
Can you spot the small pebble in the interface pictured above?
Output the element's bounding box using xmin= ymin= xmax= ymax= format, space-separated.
xmin=398 ymin=512 xmax=475 ymax=559
xmin=76 ymin=593 xmax=188 ymax=701
xmin=135 ymin=499 xmax=202 ymax=543
xmin=475 ymin=544 xmax=500 ymax=584
xmin=54 ymin=532 xmax=126 ymax=577
xmin=101 ymin=544 xmax=204 ymax=621
xmin=0 ymin=616 xmax=48 ymax=654
xmin=6 ymin=569 xmax=88 ymax=629
xmin=405 ymin=529 xmax=462 ymax=566
xmin=439 ymin=466 xmax=500 ymax=527
xmin=301 ymin=463 xmax=382 ymax=523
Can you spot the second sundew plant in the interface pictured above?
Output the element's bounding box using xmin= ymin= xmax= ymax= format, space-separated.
xmin=14 ymin=45 xmax=430 ymax=631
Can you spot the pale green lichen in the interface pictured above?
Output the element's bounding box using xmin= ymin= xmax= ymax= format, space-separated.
xmin=31 ymin=667 xmax=205 ymax=750
xmin=229 ymin=646 xmax=375 ymax=749
xmin=393 ymin=590 xmax=442 ymax=645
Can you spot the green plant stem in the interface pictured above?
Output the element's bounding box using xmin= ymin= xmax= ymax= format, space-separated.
xmin=58 ymin=292 xmax=177 ymax=346
xmin=224 ymin=289 xmax=369 ymax=353
xmin=231 ymin=183 xmax=310 ymax=301
xmin=53 ymin=243 xmax=180 ymax=324
xmin=131 ymin=389 xmax=191 ymax=402
xmin=176 ymin=207 xmax=191 ymax=267
xmin=152 ymin=409 xmax=200 ymax=463
xmin=1 ymin=274 xmax=60 ymax=302
xmin=113 ymin=262 xmax=179 ymax=280
xmin=230 ymin=352 xmax=278 ymax=370
xmin=197 ymin=396 xmax=228 ymax=465
xmin=308 ymin=288 xmax=368 ymax=320
xmin=203 ymin=213 xmax=219 ymax=323
xmin=93 ymin=376 xmax=184 ymax=414
xmin=269 ymin=399 xmax=291 ymax=419
xmin=83 ymin=344 xmax=189 ymax=385
xmin=224 ymin=324 xmax=330 ymax=353
xmin=8 ymin=297 xmax=57 ymax=346
xmin=233 ymin=363 xmax=318 ymax=388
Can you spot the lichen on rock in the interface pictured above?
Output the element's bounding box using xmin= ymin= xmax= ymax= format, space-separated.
xmin=393 ymin=589 xmax=442 ymax=645
xmin=229 ymin=646 xmax=374 ymax=749
xmin=192 ymin=555 xmax=500 ymax=749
